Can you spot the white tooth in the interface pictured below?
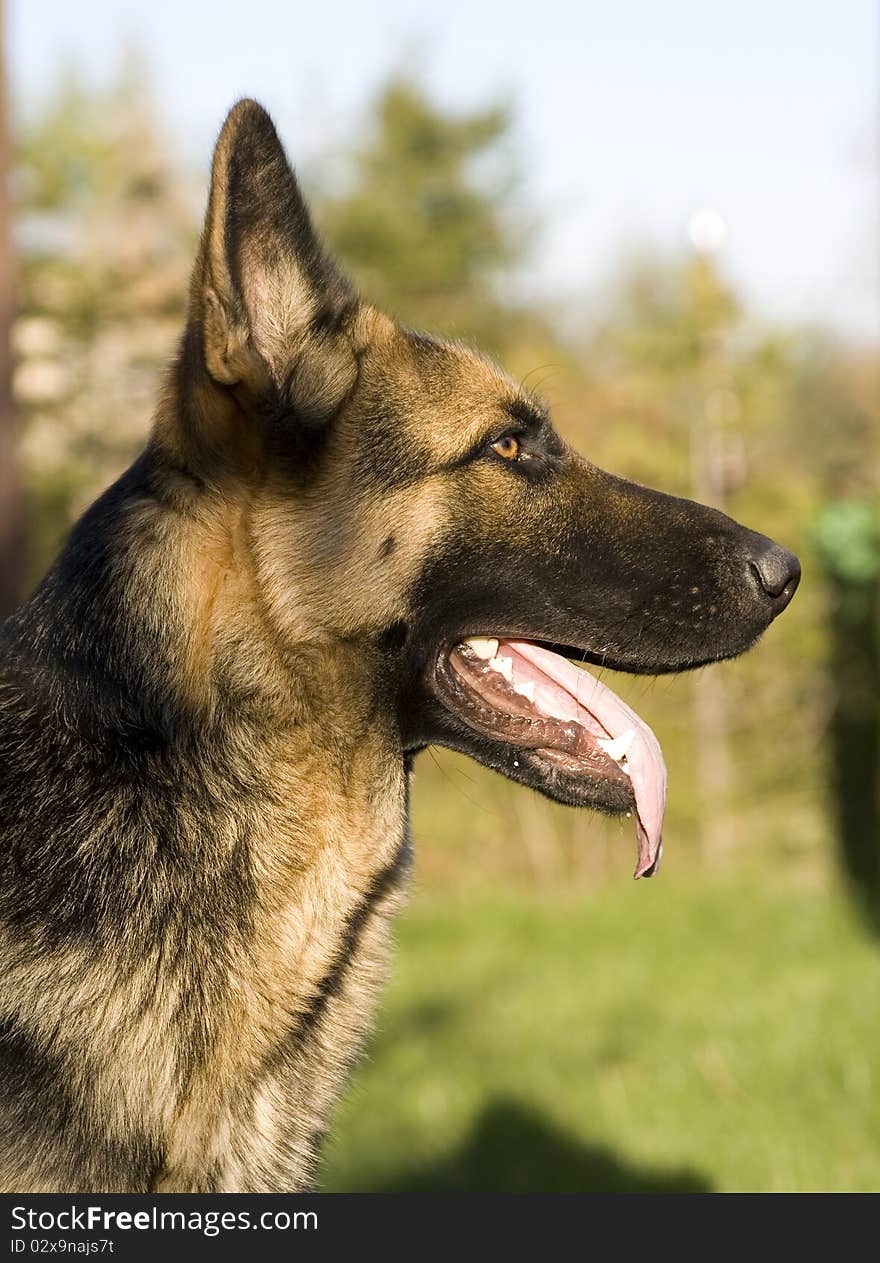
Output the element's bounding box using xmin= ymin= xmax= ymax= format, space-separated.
xmin=598 ymin=729 xmax=635 ymax=763
xmin=465 ymin=637 xmax=499 ymax=660
xmin=488 ymin=655 xmax=513 ymax=681
xmin=513 ymin=680 xmax=536 ymax=703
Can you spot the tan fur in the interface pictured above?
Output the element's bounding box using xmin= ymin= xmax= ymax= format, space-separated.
xmin=0 ymin=98 xmax=799 ymax=1193
xmin=0 ymin=100 xmax=581 ymax=1193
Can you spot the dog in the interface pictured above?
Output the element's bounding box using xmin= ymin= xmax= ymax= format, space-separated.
xmin=0 ymin=100 xmax=799 ymax=1192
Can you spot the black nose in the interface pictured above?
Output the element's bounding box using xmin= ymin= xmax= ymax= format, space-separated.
xmin=748 ymin=537 xmax=801 ymax=613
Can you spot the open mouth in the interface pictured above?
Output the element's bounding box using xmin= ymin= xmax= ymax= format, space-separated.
xmin=436 ymin=637 xmax=667 ymax=879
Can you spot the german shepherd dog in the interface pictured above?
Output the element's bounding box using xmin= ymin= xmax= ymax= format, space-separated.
xmin=0 ymin=101 xmax=799 ymax=1192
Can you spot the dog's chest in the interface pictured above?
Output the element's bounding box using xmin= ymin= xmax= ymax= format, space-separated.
xmin=157 ymin=763 xmax=412 ymax=1192
xmin=228 ymin=834 xmax=411 ymax=1190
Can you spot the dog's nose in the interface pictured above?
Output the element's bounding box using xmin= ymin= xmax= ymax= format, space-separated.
xmin=748 ymin=537 xmax=801 ymax=614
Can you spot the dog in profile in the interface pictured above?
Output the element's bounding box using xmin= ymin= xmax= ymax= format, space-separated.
xmin=0 ymin=100 xmax=799 ymax=1191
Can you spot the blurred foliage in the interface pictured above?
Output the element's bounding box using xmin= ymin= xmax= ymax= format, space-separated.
xmin=814 ymin=498 xmax=880 ymax=930
xmin=10 ymin=64 xmax=880 ymax=900
xmin=318 ymin=76 xmax=533 ymax=351
xmin=814 ymin=499 xmax=879 ymax=586
xmin=14 ymin=56 xmax=197 ymax=584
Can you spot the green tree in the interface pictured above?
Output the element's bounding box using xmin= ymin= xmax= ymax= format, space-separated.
xmin=800 ymin=348 xmax=880 ymax=932
xmin=13 ymin=59 xmax=197 ymax=585
xmin=320 ymin=77 xmax=529 ymax=349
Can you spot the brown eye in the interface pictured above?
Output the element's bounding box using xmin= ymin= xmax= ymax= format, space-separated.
xmin=490 ymin=434 xmax=521 ymax=461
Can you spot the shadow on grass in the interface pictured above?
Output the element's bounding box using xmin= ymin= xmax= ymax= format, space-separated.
xmin=369 ymin=1097 xmax=712 ymax=1192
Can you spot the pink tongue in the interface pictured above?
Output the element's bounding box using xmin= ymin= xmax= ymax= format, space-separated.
xmin=504 ymin=640 xmax=667 ymax=879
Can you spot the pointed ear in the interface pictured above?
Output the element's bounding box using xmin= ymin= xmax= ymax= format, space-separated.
xmin=191 ymin=99 xmax=359 ymax=423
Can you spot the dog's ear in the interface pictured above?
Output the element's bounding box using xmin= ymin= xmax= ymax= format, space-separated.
xmin=189 ymin=99 xmax=359 ymax=426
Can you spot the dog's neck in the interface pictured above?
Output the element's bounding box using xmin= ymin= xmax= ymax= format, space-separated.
xmin=17 ymin=445 xmax=389 ymax=750
xmin=1 ymin=450 xmax=411 ymax=1191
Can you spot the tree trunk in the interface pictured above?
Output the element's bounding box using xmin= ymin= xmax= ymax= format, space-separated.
xmin=0 ymin=0 xmax=22 ymax=618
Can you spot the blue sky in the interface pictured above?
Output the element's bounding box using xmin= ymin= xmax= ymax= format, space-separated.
xmin=8 ymin=0 xmax=879 ymax=340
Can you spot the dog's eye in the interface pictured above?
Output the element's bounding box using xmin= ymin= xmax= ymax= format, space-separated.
xmin=490 ymin=434 xmax=521 ymax=462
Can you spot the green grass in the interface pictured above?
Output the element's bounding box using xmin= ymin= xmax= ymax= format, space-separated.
xmin=319 ymin=881 xmax=880 ymax=1192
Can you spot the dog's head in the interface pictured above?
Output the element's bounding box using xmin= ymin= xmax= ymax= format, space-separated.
xmin=163 ymin=100 xmax=800 ymax=876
